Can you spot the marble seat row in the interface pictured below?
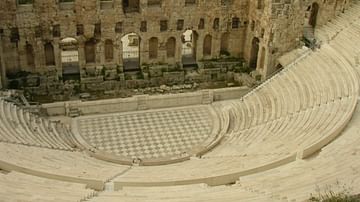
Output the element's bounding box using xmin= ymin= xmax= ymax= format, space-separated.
xmin=0 ymin=2 xmax=359 ymax=201
xmin=0 ymin=99 xmax=76 ymax=150
xmin=86 ymin=102 xmax=360 ymax=202
xmin=315 ymin=1 xmax=360 ymax=42
xmin=87 ymin=99 xmax=360 ymax=201
xmin=89 ymin=184 xmax=274 ymax=202
xmin=0 ymin=142 xmax=130 ymax=190
xmin=108 ymin=3 xmax=360 ymax=187
xmin=89 ymin=104 xmax=360 ymax=202
xmin=236 ymin=103 xmax=360 ymax=202
xmin=223 ymin=47 xmax=356 ymax=131
xmin=0 ymin=171 xmax=96 ymax=202
xmin=204 ymin=44 xmax=358 ymax=158
xmin=207 ymin=97 xmax=355 ymax=158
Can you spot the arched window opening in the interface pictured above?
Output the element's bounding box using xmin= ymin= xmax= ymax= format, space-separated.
xmin=203 ymin=34 xmax=212 ymax=56
xmin=250 ymin=37 xmax=260 ymax=70
xmin=166 ymin=37 xmax=176 ymax=58
xmin=149 ymin=37 xmax=158 ymax=59
xmin=104 ymin=39 xmax=114 ymax=61
xmin=44 ymin=42 xmax=55 ymax=66
xmin=220 ymin=33 xmax=230 ymax=56
xmin=85 ymin=39 xmax=96 ymax=63
xmin=309 ymin=3 xmax=319 ymax=28
xmin=26 ymin=44 xmax=35 ymax=69
xmin=122 ymin=0 xmax=140 ymax=13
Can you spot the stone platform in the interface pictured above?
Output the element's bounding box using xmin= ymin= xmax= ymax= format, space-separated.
xmin=72 ymin=105 xmax=221 ymax=165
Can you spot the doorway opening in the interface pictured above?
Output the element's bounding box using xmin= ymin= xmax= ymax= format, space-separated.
xmin=181 ymin=30 xmax=198 ymax=68
xmin=121 ymin=33 xmax=140 ymax=71
xmin=250 ymin=37 xmax=260 ymax=70
xmin=60 ymin=37 xmax=80 ymax=81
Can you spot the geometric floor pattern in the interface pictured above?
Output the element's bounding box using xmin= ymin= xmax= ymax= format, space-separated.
xmin=75 ymin=106 xmax=217 ymax=160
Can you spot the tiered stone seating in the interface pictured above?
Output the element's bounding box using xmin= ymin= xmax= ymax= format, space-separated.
xmin=0 ymin=2 xmax=360 ymax=202
xmin=327 ymin=21 xmax=360 ymax=81
xmin=0 ymin=99 xmax=76 ymax=150
xmin=0 ymin=171 xmax=96 ymax=202
xmin=107 ymin=2 xmax=359 ymax=188
xmin=205 ymin=48 xmax=357 ymax=153
xmin=0 ymin=142 xmax=130 ymax=190
xmin=85 ymin=3 xmax=360 ymax=201
xmin=315 ymin=1 xmax=360 ymax=42
xmin=236 ymin=103 xmax=360 ymax=202
xmin=90 ymin=184 xmax=273 ymax=202
xmin=88 ymin=101 xmax=360 ymax=202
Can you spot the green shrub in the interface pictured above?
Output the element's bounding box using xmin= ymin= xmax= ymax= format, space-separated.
xmin=310 ymin=183 xmax=360 ymax=202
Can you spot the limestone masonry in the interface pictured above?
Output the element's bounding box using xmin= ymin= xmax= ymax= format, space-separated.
xmin=0 ymin=0 xmax=351 ymax=100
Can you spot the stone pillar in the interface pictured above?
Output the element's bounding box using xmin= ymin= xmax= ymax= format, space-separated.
xmin=53 ymin=39 xmax=62 ymax=79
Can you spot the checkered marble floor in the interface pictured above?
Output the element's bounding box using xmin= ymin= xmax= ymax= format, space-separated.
xmin=74 ymin=105 xmax=218 ymax=160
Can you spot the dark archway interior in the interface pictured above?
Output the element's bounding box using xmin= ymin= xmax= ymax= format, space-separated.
xmin=309 ymin=3 xmax=319 ymax=28
xmin=250 ymin=37 xmax=260 ymax=69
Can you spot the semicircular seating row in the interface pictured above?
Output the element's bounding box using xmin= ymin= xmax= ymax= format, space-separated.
xmin=87 ymin=2 xmax=360 ymax=202
xmin=110 ymin=4 xmax=360 ymax=187
xmin=91 ymin=96 xmax=360 ymax=202
xmin=0 ymin=100 xmax=77 ymax=151
xmin=0 ymin=2 xmax=359 ymax=201
xmin=0 ymin=171 xmax=96 ymax=202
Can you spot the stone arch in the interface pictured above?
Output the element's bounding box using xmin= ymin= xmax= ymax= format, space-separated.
xmin=250 ymin=37 xmax=260 ymax=69
xmin=203 ymin=34 xmax=212 ymax=56
xmin=44 ymin=42 xmax=55 ymax=66
xmin=25 ymin=43 xmax=35 ymax=69
xmin=166 ymin=37 xmax=176 ymax=58
xmin=104 ymin=39 xmax=114 ymax=61
xmin=60 ymin=37 xmax=80 ymax=81
xmin=220 ymin=33 xmax=230 ymax=56
xmin=309 ymin=2 xmax=319 ymax=28
xmin=121 ymin=33 xmax=140 ymax=71
xmin=149 ymin=37 xmax=158 ymax=59
xmin=181 ymin=30 xmax=198 ymax=66
xmin=85 ymin=39 xmax=96 ymax=63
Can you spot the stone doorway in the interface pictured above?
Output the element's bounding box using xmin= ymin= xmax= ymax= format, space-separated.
xmin=220 ymin=33 xmax=230 ymax=56
xmin=60 ymin=37 xmax=80 ymax=81
xmin=121 ymin=33 xmax=140 ymax=72
xmin=181 ymin=30 xmax=198 ymax=68
xmin=309 ymin=2 xmax=319 ymax=28
xmin=250 ymin=37 xmax=260 ymax=70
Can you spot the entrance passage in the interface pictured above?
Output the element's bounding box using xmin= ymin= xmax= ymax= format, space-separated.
xmin=309 ymin=3 xmax=319 ymax=28
xmin=181 ymin=30 xmax=198 ymax=68
xmin=60 ymin=37 xmax=80 ymax=81
xmin=121 ymin=33 xmax=140 ymax=71
xmin=250 ymin=37 xmax=260 ymax=70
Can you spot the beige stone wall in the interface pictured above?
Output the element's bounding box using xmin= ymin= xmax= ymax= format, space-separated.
xmin=0 ymin=0 xmax=352 ymax=85
xmin=242 ymin=0 xmax=351 ymax=78
xmin=0 ymin=0 xmax=247 ymax=74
